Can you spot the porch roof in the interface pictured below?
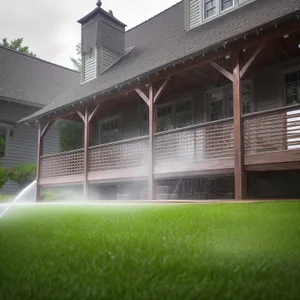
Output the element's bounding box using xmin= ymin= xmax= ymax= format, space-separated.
xmin=21 ymin=0 xmax=300 ymax=123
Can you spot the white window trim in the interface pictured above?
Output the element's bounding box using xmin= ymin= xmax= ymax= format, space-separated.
xmin=0 ymin=123 xmax=12 ymax=158
xmin=98 ymin=114 xmax=122 ymax=144
xmin=186 ymin=0 xmax=256 ymax=30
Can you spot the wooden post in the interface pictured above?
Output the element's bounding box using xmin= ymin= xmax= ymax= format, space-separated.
xmin=148 ymin=85 xmax=156 ymax=200
xmin=233 ymin=50 xmax=246 ymax=199
xmin=135 ymin=79 xmax=170 ymax=200
xmin=83 ymin=108 xmax=89 ymax=200
xmin=36 ymin=121 xmax=54 ymax=202
xmin=36 ymin=123 xmax=43 ymax=202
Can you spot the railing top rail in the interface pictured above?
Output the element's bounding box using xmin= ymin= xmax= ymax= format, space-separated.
xmin=41 ymin=147 xmax=84 ymax=159
xmin=155 ymin=117 xmax=234 ymax=137
xmin=89 ymin=135 xmax=149 ymax=150
xmin=243 ymin=103 xmax=300 ymax=119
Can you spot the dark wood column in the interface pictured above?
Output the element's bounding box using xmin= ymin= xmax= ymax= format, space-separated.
xmin=83 ymin=108 xmax=89 ymax=199
xmin=233 ymin=50 xmax=245 ymax=199
xmin=36 ymin=121 xmax=53 ymax=202
xmin=148 ymin=84 xmax=156 ymax=200
xmin=135 ymin=78 xmax=170 ymax=200
xmin=78 ymin=105 xmax=99 ymax=200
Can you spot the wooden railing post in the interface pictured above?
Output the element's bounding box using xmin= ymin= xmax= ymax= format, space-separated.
xmin=83 ymin=108 xmax=89 ymax=200
xmin=233 ymin=50 xmax=246 ymax=199
xmin=148 ymin=85 xmax=156 ymax=200
xmin=36 ymin=121 xmax=54 ymax=202
xmin=135 ymin=78 xmax=170 ymax=200
xmin=36 ymin=123 xmax=43 ymax=202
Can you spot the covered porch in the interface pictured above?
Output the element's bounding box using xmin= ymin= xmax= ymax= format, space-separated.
xmin=36 ymin=18 xmax=300 ymax=200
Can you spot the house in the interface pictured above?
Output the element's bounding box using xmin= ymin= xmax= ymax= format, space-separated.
xmin=0 ymin=46 xmax=79 ymax=194
xmin=21 ymin=0 xmax=300 ymax=200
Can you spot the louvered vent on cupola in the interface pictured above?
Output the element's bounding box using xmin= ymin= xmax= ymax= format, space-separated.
xmin=78 ymin=1 xmax=127 ymax=83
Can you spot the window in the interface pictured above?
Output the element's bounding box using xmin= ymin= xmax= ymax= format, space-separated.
xmin=99 ymin=116 xmax=121 ymax=144
xmin=204 ymin=0 xmax=216 ymax=19
xmin=0 ymin=127 xmax=8 ymax=158
xmin=140 ymin=99 xmax=193 ymax=134
xmin=221 ymin=0 xmax=234 ymax=11
xmin=285 ymin=69 xmax=300 ymax=105
xmin=206 ymin=82 xmax=252 ymax=121
xmin=186 ymin=0 xmax=255 ymax=30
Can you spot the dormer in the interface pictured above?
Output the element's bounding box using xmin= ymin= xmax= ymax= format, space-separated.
xmin=78 ymin=0 xmax=127 ymax=83
xmin=185 ymin=0 xmax=256 ymax=30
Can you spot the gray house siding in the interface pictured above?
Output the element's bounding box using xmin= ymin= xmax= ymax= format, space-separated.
xmin=0 ymin=100 xmax=60 ymax=194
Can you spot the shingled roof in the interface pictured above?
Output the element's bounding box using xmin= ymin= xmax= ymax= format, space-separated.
xmin=21 ymin=0 xmax=300 ymax=122
xmin=0 ymin=46 xmax=79 ymax=106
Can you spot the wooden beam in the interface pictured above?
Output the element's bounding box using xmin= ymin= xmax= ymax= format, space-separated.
xmin=210 ymin=61 xmax=234 ymax=82
xmin=273 ymin=40 xmax=291 ymax=60
xmin=154 ymin=77 xmax=170 ymax=103
xmin=148 ymin=84 xmax=156 ymax=200
xmin=36 ymin=123 xmax=43 ymax=202
xmin=83 ymin=108 xmax=89 ymax=200
xmin=135 ymin=88 xmax=149 ymax=106
xmin=40 ymin=20 xmax=300 ymax=124
xmin=40 ymin=121 xmax=54 ymax=139
xmin=240 ymin=44 xmax=266 ymax=79
xmin=88 ymin=104 xmax=100 ymax=123
xmin=233 ymin=50 xmax=246 ymax=200
xmin=77 ymin=111 xmax=85 ymax=122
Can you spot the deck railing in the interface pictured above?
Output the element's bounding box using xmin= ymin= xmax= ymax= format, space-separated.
xmin=89 ymin=136 xmax=149 ymax=172
xmin=243 ymin=104 xmax=300 ymax=155
xmin=41 ymin=148 xmax=84 ymax=178
xmin=40 ymin=105 xmax=300 ymax=179
xmin=154 ymin=118 xmax=234 ymax=165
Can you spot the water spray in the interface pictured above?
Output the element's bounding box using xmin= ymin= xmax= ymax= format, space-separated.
xmin=0 ymin=180 xmax=37 ymax=219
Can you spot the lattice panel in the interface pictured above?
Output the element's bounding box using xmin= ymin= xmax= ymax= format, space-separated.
xmin=243 ymin=108 xmax=300 ymax=155
xmin=41 ymin=149 xmax=84 ymax=178
xmin=155 ymin=119 xmax=234 ymax=165
xmin=89 ymin=138 xmax=149 ymax=171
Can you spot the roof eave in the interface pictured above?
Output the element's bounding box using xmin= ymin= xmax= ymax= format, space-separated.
xmin=77 ymin=7 xmax=127 ymax=27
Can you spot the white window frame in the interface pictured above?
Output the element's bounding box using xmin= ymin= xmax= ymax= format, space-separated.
xmin=0 ymin=123 xmax=13 ymax=158
xmin=186 ymin=0 xmax=256 ymax=30
xmin=98 ymin=114 xmax=122 ymax=144
xmin=203 ymin=0 xmax=236 ymax=21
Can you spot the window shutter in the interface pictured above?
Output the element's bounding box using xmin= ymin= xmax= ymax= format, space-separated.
xmin=187 ymin=0 xmax=201 ymax=30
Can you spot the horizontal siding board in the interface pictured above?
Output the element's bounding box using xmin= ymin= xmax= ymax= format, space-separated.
xmin=0 ymin=101 xmax=60 ymax=194
xmin=100 ymin=48 xmax=119 ymax=73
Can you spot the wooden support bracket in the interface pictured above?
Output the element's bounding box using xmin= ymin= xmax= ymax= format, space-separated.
xmin=77 ymin=111 xmax=85 ymax=122
xmin=135 ymin=88 xmax=150 ymax=106
xmin=40 ymin=120 xmax=54 ymax=139
xmin=210 ymin=61 xmax=234 ymax=82
xmin=88 ymin=104 xmax=100 ymax=123
xmin=240 ymin=44 xmax=266 ymax=79
xmin=154 ymin=77 xmax=171 ymax=103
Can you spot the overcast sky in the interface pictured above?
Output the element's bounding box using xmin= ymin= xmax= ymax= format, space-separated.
xmin=0 ymin=0 xmax=179 ymax=69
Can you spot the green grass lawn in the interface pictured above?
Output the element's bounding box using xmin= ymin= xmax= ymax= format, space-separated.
xmin=0 ymin=202 xmax=300 ymax=300
xmin=0 ymin=194 xmax=13 ymax=203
